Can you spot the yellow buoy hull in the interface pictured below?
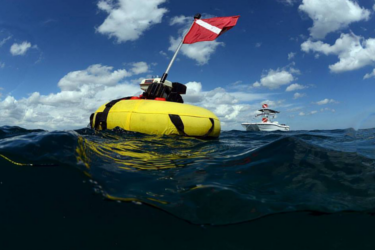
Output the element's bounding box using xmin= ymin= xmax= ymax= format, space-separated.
xmin=92 ymin=99 xmax=221 ymax=138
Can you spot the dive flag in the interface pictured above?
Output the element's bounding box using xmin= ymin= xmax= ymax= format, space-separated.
xmin=183 ymin=16 xmax=240 ymax=44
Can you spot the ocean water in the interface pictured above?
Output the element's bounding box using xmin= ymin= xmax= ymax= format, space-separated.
xmin=1 ymin=126 xmax=375 ymax=249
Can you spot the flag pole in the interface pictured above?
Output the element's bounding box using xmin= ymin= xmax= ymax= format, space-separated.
xmin=160 ymin=13 xmax=201 ymax=83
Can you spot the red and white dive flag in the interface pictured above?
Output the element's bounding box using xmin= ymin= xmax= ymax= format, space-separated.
xmin=183 ymin=16 xmax=240 ymax=44
xmin=262 ymin=104 xmax=268 ymax=109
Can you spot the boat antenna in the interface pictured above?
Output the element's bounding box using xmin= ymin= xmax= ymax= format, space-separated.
xmin=160 ymin=13 xmax=201 ymax=83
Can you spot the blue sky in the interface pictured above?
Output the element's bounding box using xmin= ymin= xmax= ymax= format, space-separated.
xmin=0 ymin=0 xmax=374 ymax=131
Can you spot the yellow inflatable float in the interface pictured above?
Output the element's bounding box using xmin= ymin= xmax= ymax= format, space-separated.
xmin=90 ymin=78 xmax=221 ymax=139
xmin=88 ymin=13 xmax=243 ymax=139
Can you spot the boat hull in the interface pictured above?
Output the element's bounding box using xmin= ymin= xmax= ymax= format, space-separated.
xmin=241 ymin=123 xmax=290 ymax=132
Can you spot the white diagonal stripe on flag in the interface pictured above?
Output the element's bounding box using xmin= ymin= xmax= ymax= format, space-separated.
xmin=195 ymin=19 xmax=222 ymax=34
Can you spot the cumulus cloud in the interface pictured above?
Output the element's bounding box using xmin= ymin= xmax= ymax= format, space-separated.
xmin=293 ymin=92 xmax=306 ymax=99
xmin=286 ymin=83 xmax=307 ymax=92
xmin=315 ymin=98 xmax=338 ymax=105
xmin=0 ymin=64 xmax=271 ymax=130
xmin=169 ymin=15 xmax=224 ymax=65
xmin=130 ymin=62 xmax=149 ymax=75
xmin=184 ymin=81 xmax=204 ymax=103
xmin=253 ymin=82 xmax=261 ymax=88
xmin=301 ymin=33 xmax=375 ymax=73
xmin=183 ymin=81 xmax=271 ymax=129
xmin=299 ymin=0 xmax=371 ymax=39
xmin=97 ymin=0 xmax=168 ymax=43
xmin=10 ymin=41 xmax=36 ymax=56
xmin=364 ymin=69 xmax=375 ymax=79
xmin=253 ymin=69 xmax=295 ymax=90
xmin=185 ymin=82 xmax=268 ymax=106
xmin=0 ymin=64 xmax=151 ymax=130
xmin=57 ymin=64 xmax=132 ymax=91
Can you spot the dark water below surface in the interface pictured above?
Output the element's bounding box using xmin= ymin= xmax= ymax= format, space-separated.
xmin=0 ymin=126 xmax=375 ymax=249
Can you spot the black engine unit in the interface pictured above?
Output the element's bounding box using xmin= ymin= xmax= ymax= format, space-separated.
xmin=143 ymin=82 xmax=187 ymax=103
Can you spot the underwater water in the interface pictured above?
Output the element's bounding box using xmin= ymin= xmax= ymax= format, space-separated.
xmin=1 ymin=126 xmax=375 ymax=249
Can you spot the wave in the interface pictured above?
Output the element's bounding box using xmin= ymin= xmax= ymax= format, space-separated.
xmin=0 ymin=126 xmax=374 ymax=225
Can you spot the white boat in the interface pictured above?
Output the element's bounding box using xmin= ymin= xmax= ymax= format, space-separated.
xmin=241 ymin=104 xmax=290 ymax=132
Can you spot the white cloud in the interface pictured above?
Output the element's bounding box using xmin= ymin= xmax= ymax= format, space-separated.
xmin=169 ymin=36 xmax=223 ymax=65
xmin=0 ymin=66 xmax=270 ymax=130
xmin=57 ymin=64 xmax=132 ymax=91
xmin=253 ymin=69 xmax=294 ymax=89
xmin=290 ymin=34 xmax=308 ymax=42
xmin=286 ymin=83 xmax=307 ymax=92
xmin=185 ymin=83 xmax=267 ymax=106
xmin=320 ymin=107 xmax=336 ymax=112
xmin=299 ymin=0 xmax=371 ymax=39
xmin=288 ymin=52 xmax=295 ymax=60
xmin=255 ymin=43 xmax=262 ymax=48
xmin=278 ymin=0 xmax=297 ymax=5
xmin=253 ymin=82 xmax=261 ymax=88
xmin=169 ymin=15 xmax=190 ymax=26
xmin=184 ymin=81 xmax=204 ymax=103
xmin=169 ymin=15 xmax=224 ymax=65
xmin=10 ymin=41 xmax=36 ymax=56
xmin=288 ymin=67 xmax=301 ymax=75
xmin=260 ymin=100 xmax=285 ymax=108
xmin=183 ymin=81 xmax=272 ymax=129
xmin=0 ymin=64 xmax=146 ymax=130
xmin=301 ymin=33 xmax=375 ymax=73
xmin=159 ymin=51 xmax=168 ymax=58
xmin=130 ymin=62 xmax=149 ymax=75
xmin=0 ymin=36 xmax=12 ymax=47
xmin=299 ymin=110 xmax=317 ymax=116
xmin=205 ymin=87 xmax=239 ymax=105
xmin=97 ymin=0 xmax=168 ymax=43
xmin=364 ymin=69 xmax=375 ymax=79
xmin=293 ymin=92 xmax=306 ymax=99
xmin=315 ymin=98 xmax=337 ymax=105
xmin=0 ymin=61 xmax=4 ymax=68
xmin=230 ymin=80 xmax=243 ymax=87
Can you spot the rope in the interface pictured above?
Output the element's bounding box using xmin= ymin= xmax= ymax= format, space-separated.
xmin=0 ymin=154 xmax=58 ymax=167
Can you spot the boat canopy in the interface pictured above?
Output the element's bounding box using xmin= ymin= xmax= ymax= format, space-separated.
xmin=258 ymin=108 xmax=280 ymax=114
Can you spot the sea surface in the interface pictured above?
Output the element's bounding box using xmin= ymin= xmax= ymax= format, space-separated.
xmin=1 ymin=126 xmax=375 ymax=249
